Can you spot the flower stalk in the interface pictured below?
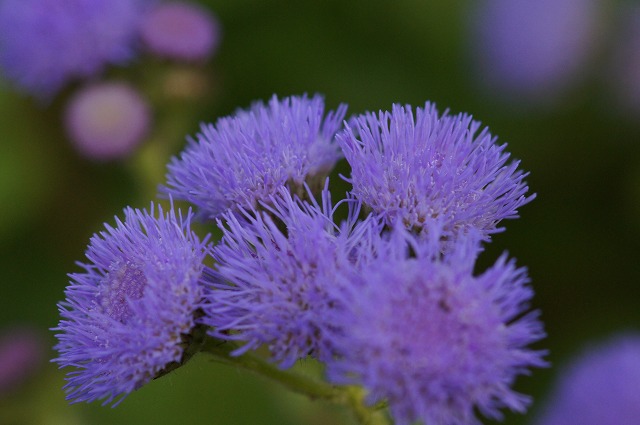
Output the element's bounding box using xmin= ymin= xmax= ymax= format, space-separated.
xmin=199 ymin=336 xmax=390 ymax=425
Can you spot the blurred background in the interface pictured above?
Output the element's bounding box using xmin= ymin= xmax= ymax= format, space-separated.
xmin=1 ymin=0 xmax=639 ymax=424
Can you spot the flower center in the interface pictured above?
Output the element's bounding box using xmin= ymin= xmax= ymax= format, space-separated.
xmin=100 ymin=261 xmax=147 ymax=323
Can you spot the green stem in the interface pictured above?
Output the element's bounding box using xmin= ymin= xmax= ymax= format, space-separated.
xmin=198 ymin=337 xmax=391 ymax=425
xmin=343 ymin=387 xmax=390 ymax=425
xmin=200 ymin=338 xmax=341 ymax=401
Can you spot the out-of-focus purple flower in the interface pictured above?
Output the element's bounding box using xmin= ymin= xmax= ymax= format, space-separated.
xmin=52 ymin=204 xmax=209 ymax=405
xmin=0 ymin=0 xmax=149 ymax=99
xmin=471 ymin=0 xmax=601 ymax=102
xmin=535 ymin=334 xmax=640 ymax=425
xmin=64 ymin=82 xmax=151 ymax=161
xmin=162 ymin=94 xmax=348 ymax=219
xmin=201 ymin=184 xmax=380 ymax=368
xmin=608 ymin=6 xmax=640 ymax=115
xmin=0 ymin=327 xmax=44 ymax=395
xmin=338 ymin=102 xmax=533 ymax=241
xmin=325 ymin=228 xmax=547 ymax=425
xmin=140 ymin=2 xmax=221 ymax=61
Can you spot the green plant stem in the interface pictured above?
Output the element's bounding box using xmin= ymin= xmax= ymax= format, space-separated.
xmin=199 ymin=337 xmax=390 ymax=425
xmin=200 ymin=338 xmax=340 ymax=400
xmin=343 ymin=387 xmax=390 ymax=425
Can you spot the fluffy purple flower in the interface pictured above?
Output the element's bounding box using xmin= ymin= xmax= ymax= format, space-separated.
xmin=471 ymin=0 xmax=601 ymax=101
xmin=162 ymin=94 xmax=348 ymax=219
xmin=52 ymin=204 xmax=209 ymax=405
xmin=201 ymin=184 xmax=380 ymax=368
xmin=326 ymin=228 xmax=547 ymax=425
xmin=140 ymin=2 xmax=221 ymax=61
xmin=64 ymin=82 xmax=151 ymax=161
xmin=338 ymin=102 xmax=533 ymax=241
xmin=535 ymin=334 xmax=640 ymax=425
xmin=0 ymin=0 xmax=149 ymax=98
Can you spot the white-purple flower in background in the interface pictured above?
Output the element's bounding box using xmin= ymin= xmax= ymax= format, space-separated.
xmin=470 ymin=0 xmax=602 ymax=103
xmin=0 ymin=0 xmax=150 ymax=99
xmin=140 ymin=1 xmax=221 ymax=61
xmin=64 ymin=82 xmax=151 ymax=161
xmin=535 ymin=333 xmax=640 ymax=425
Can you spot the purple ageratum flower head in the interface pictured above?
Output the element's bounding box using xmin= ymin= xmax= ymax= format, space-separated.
xmin=471 ymin=0 xmax=602 ymax=102
xmin=0 ymin=0 xmax=150 ymax=99
xmin=52 ymin=203 xmax=209 ymax=405
xmin=535 ymin=333 xmax=640 ymax=425
xmin=64 ymin=82 xmax=151 ymax=161
xmin=338 ymin=102 xmax=534 ymax=241
xmin=201 ymin=182 xmax=381 ymax=368
xmin=326 ymin=227 xmax=547 ymax=425
xmin=162 ymin=94 xmax=348 ymax=219
xmin=140 ymin=2 xmax=221 ymax=61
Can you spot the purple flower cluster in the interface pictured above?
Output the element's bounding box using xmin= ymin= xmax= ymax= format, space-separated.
xmin=338 ymin=102 xmax=534 ymax=241
xmin=202 ymin=185 xmax=379 ymax=368
xmin=53 ymin=204 xmax=209 ymax=405
xmin=162 ymin=94 xmax=348 ymax=219
xmin=54 ymin=94 xmax=544 ymax=423
xmin=327 ymin=228 xmax=546 ymax=425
